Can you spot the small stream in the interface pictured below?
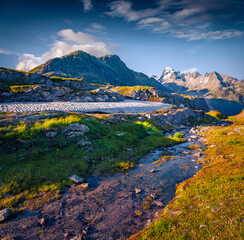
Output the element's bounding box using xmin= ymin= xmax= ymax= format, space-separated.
xmin=0 ymin=127 xmax=205 ymax=240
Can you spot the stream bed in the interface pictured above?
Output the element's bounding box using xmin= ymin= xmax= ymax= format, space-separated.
xmin=0 ymin=127 xmax=205 ymax=240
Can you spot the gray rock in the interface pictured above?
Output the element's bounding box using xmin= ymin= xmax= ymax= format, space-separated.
xmin=63 ymin=123 xmax=89 ymax=133
xmin=0 ymin=208 xmax=10 ymax=222
xmin=154 ymin=201 xmax=165 ymax=207
xmin=67 ymin=131 xmax=85 ymax=138
xmin=46 ymin=131 xmax=58 ymax=138
xmin=116 ymin=132 xmax=124 ymax=137
xmin=69 ymin=174 xmax=84 ymax=183
xmin=77 ymin=139 xmax=91 ymax=146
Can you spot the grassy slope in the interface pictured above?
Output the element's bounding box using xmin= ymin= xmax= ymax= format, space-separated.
xmin=130 ymin=111 xmax=244 ymax=240
xmin=0 ymin=113 xmax=182 ymax=213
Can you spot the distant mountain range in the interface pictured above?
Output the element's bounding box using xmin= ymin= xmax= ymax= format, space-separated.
xmin=157 ymin=67 xmax=244 ymax=104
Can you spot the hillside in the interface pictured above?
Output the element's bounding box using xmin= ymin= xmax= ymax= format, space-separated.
xmin=30 ymin=50 xmax=168 ymax=91
xmin=130 ymin=111 xmax=244 ymax=240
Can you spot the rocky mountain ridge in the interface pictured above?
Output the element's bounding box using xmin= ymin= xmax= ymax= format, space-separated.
xmin=157 ymin=67 xmax=243 ymax=103
xmin=31 ymin=50 xmax=168 ymax=91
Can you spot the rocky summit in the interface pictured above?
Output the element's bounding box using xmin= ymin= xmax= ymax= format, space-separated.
xmin=30 ymin=50 xmax=168 ymax=91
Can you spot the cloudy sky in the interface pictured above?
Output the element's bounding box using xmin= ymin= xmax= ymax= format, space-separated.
xmin=0 ymin=0 xmax=243 ymax=79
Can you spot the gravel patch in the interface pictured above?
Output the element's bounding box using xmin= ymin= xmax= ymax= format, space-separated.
xmin=0 ymin=100 xmax=171 ymax=113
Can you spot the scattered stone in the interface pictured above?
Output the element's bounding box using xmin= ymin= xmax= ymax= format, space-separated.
xmin=0 ymin=208 xmax=10 ymax=222
xmin=128 ymin=192 xmax=133 ymax=197
xmin=195 ymin=166 xmax=199 ymax=169
xmin=135 ymin=188 xmax=141 ymax=194
xmin=69 ymin=174 xmax=84 ymax=183
xmin=154 ymin=201 xmax=165 ymax=208
xmin=40 ymin=216 xmax=48 ymax=226
xmin=80 ymin=183 xmax=89 ymax=189
xmin=63 ymin=123 xmax=89 ymax=133
xmin=64 ymin=233 xmax=70 ymax=238
xmin=46 ymin=131 xmax=58 ymax=138
xmin=167 ymin=210 xmax=182 ymax=215
xmin=70 ymin=236 xmax=82 ymax=240
xmin=116 ymin=132 xmax=124 ymax=136
xmin=211 ymin=207 xmax=220 ymax=212
xmin=150 ymin=193 xmax=157 ymax=199
xmin=150 ymin=169 xmax=155 ymax=173
xmin=77 ymin=139 xmax=91 ymax=146
xmin=200 ymin=225 xmax=207 ymax=228
xmin=67 ymin=131 xmax=85 ymax=138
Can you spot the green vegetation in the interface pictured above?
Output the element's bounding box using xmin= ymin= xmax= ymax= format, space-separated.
xmin=130 ymin=112 xmax=244 ymax=240
xmin=0 ymin=113 xmax=181 ymax=212
xmin=207 ymin=110 xmax=227 ymax=120
xmin=111 ymin=86 xmax=154 ymax=95
xmin=173 ymin=132 xmax=184 ymax=139
xmin=10 ymin=85 xmax=39 ymax=93
xmin=50 ymin=76 xmax=83 ymax=82
xmin=141 ymin=201 xmax=152 ymax=210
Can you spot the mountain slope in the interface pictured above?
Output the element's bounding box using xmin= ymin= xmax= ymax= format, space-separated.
xmin=31 ymin=51 xmax=168 ymax=91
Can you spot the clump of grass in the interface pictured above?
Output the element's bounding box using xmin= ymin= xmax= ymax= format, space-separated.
xmin=135 ymin=210 xmax=143 ymax=216
xmin=207 ymin=110 xmax=227 ymax=120
xmin=153 ymin=155 xmax=170 ymax=166
xmin=141 ymin=201 xmax=152 ymax=210
xmin=173 ymin=132 xmax=184 ymax=139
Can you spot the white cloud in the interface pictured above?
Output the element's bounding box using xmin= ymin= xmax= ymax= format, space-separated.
xmin=16 ymin=29 xmax=115 ymax=72
xmin=86 ymin=23 xmax=107 ymax=34
xmin=182 ymin=67 xmax=199 ymax=74
xmin=106 ymin=1 xmax=160 ymax=21
xmin=0 ymin=49 xmax=19 ymax=56
xmin=80 ymin=0 xmax=93 ymax=12
xmin=106 ymin=0 xmax=244 ymax=40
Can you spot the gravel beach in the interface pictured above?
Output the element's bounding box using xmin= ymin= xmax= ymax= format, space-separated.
xmin=0 ymin=100 xmax=171 ymax=113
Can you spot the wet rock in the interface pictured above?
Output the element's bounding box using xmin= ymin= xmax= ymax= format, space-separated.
xmin=150 ymin=193 xmax=157 ymax=199
xmin=154 ymin=201 xmax=165 ymax=208
xmin=69 ymin=174 xmax=84 ymax=183
xmin=0 ymin=208 xmax=10 ymax=222
xmin=39 ymin=216 xmax=48 ymax=226
xmin=150 ymin=169 xmax=155 ymax=173
xmin=46 ymin=131 xmax=58 ymax=138
xmin=135 ymin=188 xmax=141 ymax=194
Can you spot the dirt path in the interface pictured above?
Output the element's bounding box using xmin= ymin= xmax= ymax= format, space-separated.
xmin=0 ymin=127 xmax=204 ymax=240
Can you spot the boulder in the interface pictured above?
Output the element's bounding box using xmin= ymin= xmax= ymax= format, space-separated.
xmin=0 ymin=208 xmax=10 ymax=222
xmin=46 ymin=131 xmax=58 ymax=137
xmin=69 ymin=174 xmax=84 ymax=183
xmin=63 ymin=123 xmax=89 ymax=133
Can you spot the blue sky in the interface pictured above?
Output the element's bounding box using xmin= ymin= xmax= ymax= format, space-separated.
xmin=0 ymin=0 xmax=243 ymax=79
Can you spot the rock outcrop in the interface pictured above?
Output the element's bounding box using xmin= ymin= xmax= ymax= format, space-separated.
xmin=0 ymin=68 xmax=125 ymax=103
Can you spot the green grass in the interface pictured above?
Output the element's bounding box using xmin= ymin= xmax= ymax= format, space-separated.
xmin=207 ymin=110 xmax=227 ymax=120
xmin=0 ymin=113 xmax=181 ymax=212
xmin=130 ymin=113 xmax=244 ymax=240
